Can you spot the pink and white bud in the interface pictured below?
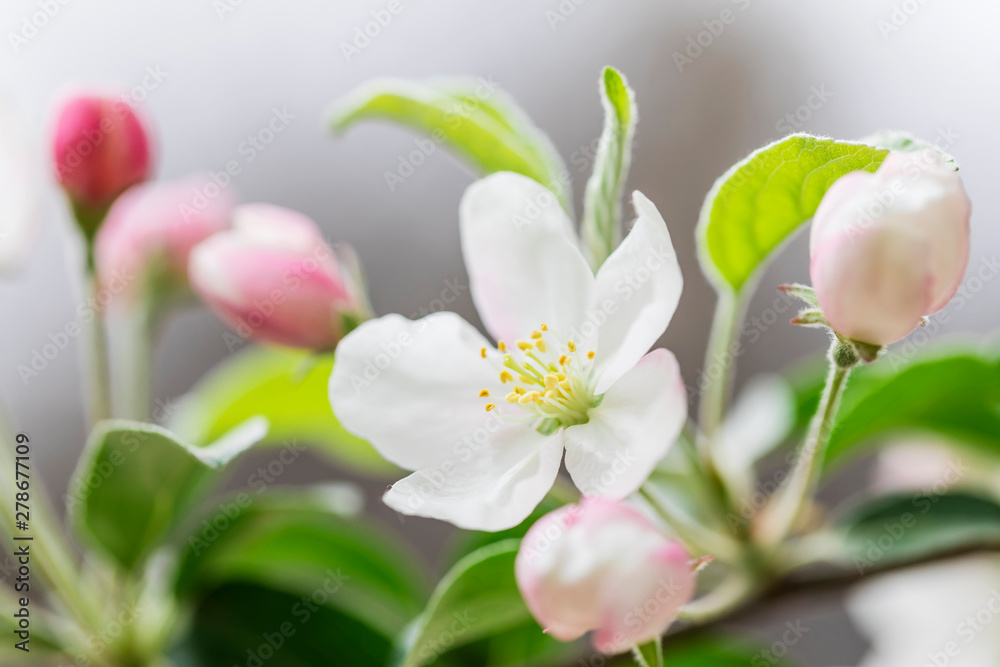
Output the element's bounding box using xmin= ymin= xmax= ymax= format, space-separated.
xmin=51 ymin=93 xmax=153 ymax=216
xmin=95 ymin=175 xmax=235 ymax=301
xmin=515 ymin=498 xmax=697 ymax=655
xmin=189 ymin=204 xmax=370 ymax=350
xmin=809 ymin=151 xmax=971 ymax=346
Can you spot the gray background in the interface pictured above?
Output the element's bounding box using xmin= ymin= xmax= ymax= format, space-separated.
xmin=1 ymin=1 xmax=998 ymax=664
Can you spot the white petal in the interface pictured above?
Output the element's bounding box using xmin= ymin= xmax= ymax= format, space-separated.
xmin=592 ymin=192 xmax=682 ymax=393
xmin=564 ymin=349 xmax=687 ymax=499
xmin=0 ymin=94 xmax=41 ymax=275
xmin=329 ymin=312 xmax=505 ymax=471
xmin=384 ymin=428 xmax=564 ymax=531
xmin=716 ymin=374 xmax=794 ymax=473
xmin=460 ymin=172 xmax=594 ymax=344
xmin=848 ymin=556 xmax=1000 ymax=667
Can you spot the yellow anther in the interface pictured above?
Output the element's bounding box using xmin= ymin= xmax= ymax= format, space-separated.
xmin=559 ymin=380 xmax=571 ymax=392
xmin=530 ymin=330 xmax=543 ymax=339
xmin=479 ymin=389 xmax=490 ymax=397
xmin=514 ymin=386 xmax=526 ymax=395
xmin=485 ymin=403 xmax=496 ymax=412
xmin=567 ymin=340 xmax=577 ymax=352
xmin=556 ymin=372 xmax=567 ymax=381
xmin=558 ymin=355 xmax=568 ymax=366
xmin=544 ymin=374 xmax=559 ymax=391
xmin=519 ymin=375 xmax=535 ymax=384
xmin=587 ymin=350 xmax=596 ymax=360
xmin=544 ymin=390 xmax=557 ymax=399
xmin=516 ymin=340 xmax=534 ymax=351
xmin=505 ymin=392 xmax=520 ymax=403
xmin=499 ymin=370 xmax=514 ymax=384
xmin=498 ymin=340 xmax=507 ymax=352
xmin=535 ymin=340 xmax=547 ymax=353
xmin=480 ymin=347 xmax=487 ymax=358
xmin=519 ymin=391 xmax=541 ymax=404
xmin=540 ymin=323 xmax=548 ymax=331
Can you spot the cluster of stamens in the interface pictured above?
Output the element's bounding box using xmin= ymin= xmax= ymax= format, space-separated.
xmin=477 ymin=323 xmax=598 ymax=428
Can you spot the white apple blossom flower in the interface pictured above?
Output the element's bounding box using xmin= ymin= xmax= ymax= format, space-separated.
xmin=329 ymin=172 xmax=686 ymax=531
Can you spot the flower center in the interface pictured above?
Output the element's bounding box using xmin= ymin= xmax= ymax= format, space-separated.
xmin=478 ymin=323 xmax=599 ymax=430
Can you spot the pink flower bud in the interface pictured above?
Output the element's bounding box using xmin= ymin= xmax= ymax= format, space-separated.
xmin=809 ymin=151 xmax=970 ymax=346
xmin=95 ymin=175 xmax=235 ymax=301
xmin=515 ymin=498 xmax=697 ymax=655
xmin=51 ymin=93 xmax=153 ymax=215
xmin=189 ymin=204 xmax=369 ymax=350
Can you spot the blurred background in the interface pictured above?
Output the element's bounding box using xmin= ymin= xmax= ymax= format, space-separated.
xmin=1 ymin=1 xmax=998 ymax=664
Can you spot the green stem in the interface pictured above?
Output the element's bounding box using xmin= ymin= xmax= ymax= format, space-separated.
xmin=696 ymin=292 xmax=741 ymax=450
xmin=85 ymin=247 xmax=113 ymax=426
xmin=676 ymin=570 xmax=758 ymax=625
xmin=632 ymin=637 xmax=663 ymax=667
xmin=638 ymin=485 xmax=739 ymax=562
xmin=758 ymin=350 xmax=853 ymax=545
xmin=117 ymin=298 xmax=158 ymax=421
xmin=694 ymin=292 xmax=747 ymax=501
xmin=692 ymin=292 xmax=753 ymax=537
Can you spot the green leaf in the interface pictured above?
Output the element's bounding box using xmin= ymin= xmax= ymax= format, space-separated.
xmin=399 ymin=540 xmax=538 ymax=667
xmin=835 ymin=491 xmax=1000 ymax=571
xmin=329 ymin=77 xmax=571 ymax=213
xmin=433 ymin=621 xmax=580 ymax=667
xmin=444 ymin=493 xmax=567 ymax=568
xmin=175 ymin=486 xmax=426 ymax=638
xmin=860 ymin=129 xmax=958 ymax=168
xmin=172 ymin=582 xmax=394 ymax=667
xmin=697 ymin=134 xmax=889 ymax=293
xmin=821 ymin=347 xmax=1000 ymax=470
xmin=69 ymin=418 xmax=265 ymax=571
xmin=170 ymin=346 xmax=394 ymax=475
xmin=581 ymin=66 xmax=636 ymax=268
xmin=658 ymin=634 xmax=801 ymax=666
